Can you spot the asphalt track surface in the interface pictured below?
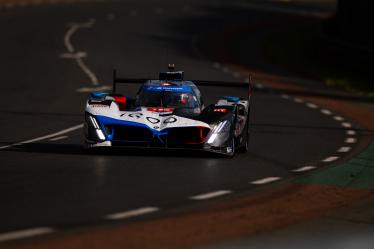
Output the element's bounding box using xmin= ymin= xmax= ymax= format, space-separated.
xmin=0 ymin=0 xmax=361 ymax=242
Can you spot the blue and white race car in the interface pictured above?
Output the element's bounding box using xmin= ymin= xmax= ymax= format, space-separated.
xmin=84 ymin=66 xmax=252 ymax=156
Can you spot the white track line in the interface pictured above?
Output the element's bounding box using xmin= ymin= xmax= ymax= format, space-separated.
xmin=256 ymin=83 xmax=264 ymax=89
xmin=333 ymin=116 xmax=344 ymax=121
xmin=60 ymin=51 xmax=87 ymax=59
xmin=49 ymin=135 xmax=68 ymax=141
xmin=64 ymin=25 xmax=79 ymax=53
xmin=251 ymin=177 xmax=281 ymax=185
xmin=0 ymin=124 xmax=83 ymax=150
xmin=345 ymin=137 xmax=357 ymax=144
xmin=337 ymin=146 xmax=351 ymax=153
xmin=346 ymin=130 xmax=356 ymax=135
xmin=321 ymin=109 xmax=332 ymax=115
xmin=105 ymin=207 xmax=160 ymax=220
xmin=63 ymin=19 xmax=99 ymax=86
xmin=342 ymin=122 xmax=352 ymax=128
xmin=306 ymin=103 xmax=318 ymax=109
xmin=291 ymin=166 xmax=317 ymax=172
xmin=190 ymin=190 xmax=232 ymax=200
xmin=293 ymin=98 xmax=303 ymax=103
xmin=291 ymin=166 xmax=316 ymax=172
xmin=222 ymin=67 xmax=229 ymax=73
xmin=281 ymin=94 xmax=289 ymax=99
xmin=322 ymin=156 xmax=339 ymax=162
xmin=0 ymin=228 xmax=54 ymax=243
xmin=76 ymin=58 xmax=99 ymax=85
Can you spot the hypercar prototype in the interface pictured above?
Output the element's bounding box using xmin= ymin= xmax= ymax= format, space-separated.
xmin=84 ymin=67 xmax=252 ymax=156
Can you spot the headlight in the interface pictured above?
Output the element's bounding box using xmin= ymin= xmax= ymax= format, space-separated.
xmin=207 ymin=121 xmax=231 ymax=145
xmin=211 ymin=120 xmax=230 ymax=133
xmin=85 ymin=114 xmax=106 ymax=141
xmin=96 ymin=129 xmax=106 ymax=140
xmin=86 ymin=115 xmax=100 ymax=129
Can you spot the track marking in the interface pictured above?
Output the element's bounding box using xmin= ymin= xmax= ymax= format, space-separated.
xmin=345 ymin=137 xmax=357 ymax=144
xmin=342 ymin=122 xmax=352 ymax=128
xmin=306 ymin=103 xmax=318 ymax=109
xmin=0 ymin=124 xmax=83 ymax=150
xmin=63 ymin=19 xmax=99 ymax=86
xmin=60 ymin=51 xmax=86 ymax=59
xmin=0 ymin=228 xmax=54 ymax=243
xmin=281 ymin=94 xmax=289 ymax=99
xmin=337 ymin=146 xmax=351 ymax=153
xmin=256 ymin=83 xmax=264 ymax=89
xmin=251 ymin=177 xmax=281 ymax=185
xmin=333 ymin=116 xmax=344 ymax=121
xmin=76 ymin=58 xmax=99 ymax=85
xmin=322 ymin=156 xmax=339 ymax=162
xmin=293 ymin=98 xmax=303 ymax=103
xmin=105 ymin=207 xmax=159 ymax=220
xmin=65 ymin=24 xmax=77 ymax=52
xmin=49 ymin=136 xmax=68 ymax=141
xmin=292 ymin=166 xmax=316 ymax=172
xmin=321 ymin=109 xmax=332 ymax=115
xmin=346 ymin=130 xmax=356 ymax=135
xmin=190 ymin=190 xmax=232 ymax=200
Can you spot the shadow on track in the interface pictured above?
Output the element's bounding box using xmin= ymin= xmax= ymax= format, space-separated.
xmin=3 ymin=143 xmax=228 ymax=159
xmin=3 ymin=121 xmax=373 ymax=158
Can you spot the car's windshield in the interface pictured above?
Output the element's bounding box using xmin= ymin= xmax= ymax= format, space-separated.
xmin=136 ymin=89 xmax=198 ymax=109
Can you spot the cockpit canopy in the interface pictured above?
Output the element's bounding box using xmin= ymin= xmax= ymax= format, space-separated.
xmin=136 ymin=84 xmax=199 ymax=109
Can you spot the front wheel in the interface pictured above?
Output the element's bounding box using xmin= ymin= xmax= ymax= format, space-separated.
xmin=225 ymin=137 xmax=236 ymax=157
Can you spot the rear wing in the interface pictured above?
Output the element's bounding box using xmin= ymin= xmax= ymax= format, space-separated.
xmin=112 ymin=69 xmax=254 ymax=102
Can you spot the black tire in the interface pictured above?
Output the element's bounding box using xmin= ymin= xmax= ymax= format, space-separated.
xmin=238 ymin=132 xmax=249 ymax=153
xmin=227 ymin=137 xmax=236 ymax=157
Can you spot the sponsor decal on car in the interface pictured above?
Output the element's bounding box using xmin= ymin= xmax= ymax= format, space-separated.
xmin=91 ymin=104 xmax=109 ymax=108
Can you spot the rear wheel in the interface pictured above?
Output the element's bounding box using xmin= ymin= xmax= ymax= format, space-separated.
xmin=238 ymin=120 xmax=250 ymax=153
xmin=238 ymin=132 xmax=249 ymax=153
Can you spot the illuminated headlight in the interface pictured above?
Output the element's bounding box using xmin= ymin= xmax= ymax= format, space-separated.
xmin=96 ymin=129 xmax=106 ymax=140
xmin=86 ymin=114 xmax=106 ymax=141
xmin=206 ymin=121 xmax=231 ymax=145
xmin=207 ymin=133 xmax=218 ymax=144
xmin=87 ymin=115 xmax=100 ymax=129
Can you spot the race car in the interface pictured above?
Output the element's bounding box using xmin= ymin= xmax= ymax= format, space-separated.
xmin=84 ymin=66 xmax=252 ymax=156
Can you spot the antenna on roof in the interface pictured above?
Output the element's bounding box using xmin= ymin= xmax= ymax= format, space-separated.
xmin=168 ymin=63 xmax=175 ymax=71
